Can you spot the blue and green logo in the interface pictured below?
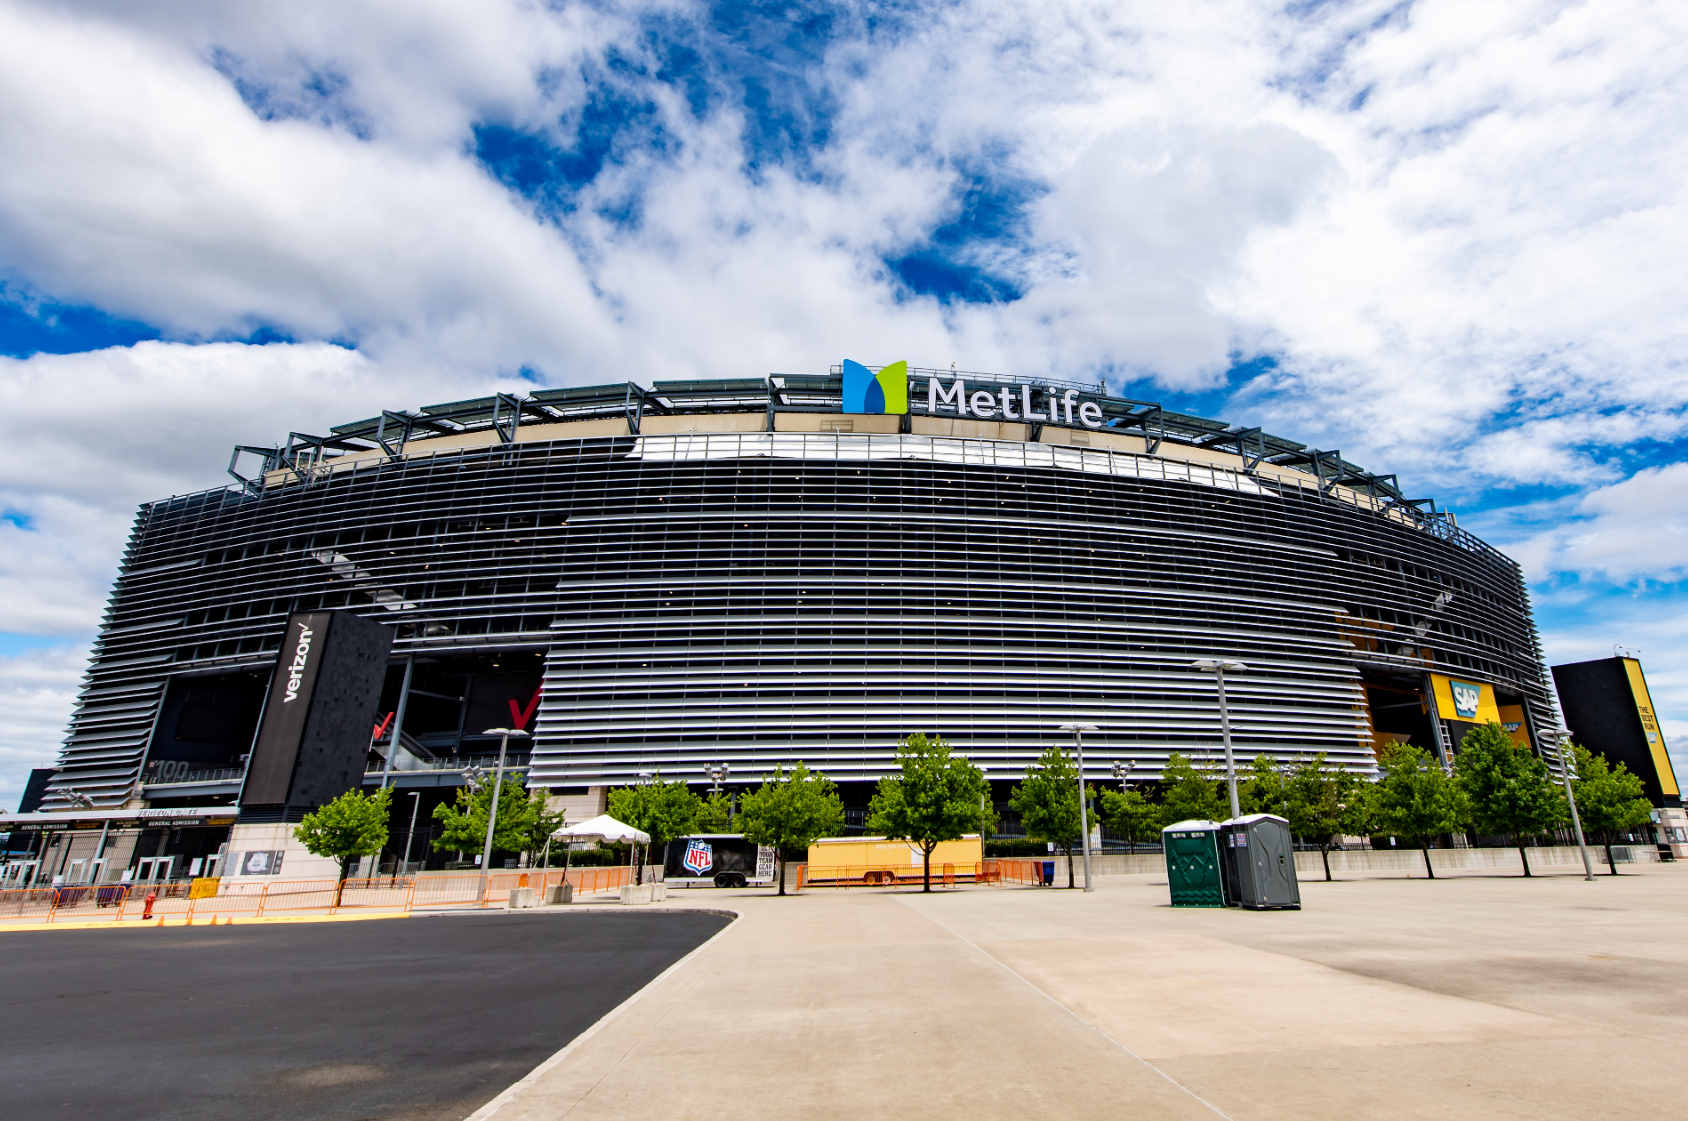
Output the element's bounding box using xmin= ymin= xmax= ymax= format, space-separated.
xmin=842 ymin=359 xmax=908 ymax=415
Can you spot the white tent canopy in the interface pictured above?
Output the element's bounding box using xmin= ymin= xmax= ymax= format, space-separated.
xmin=551 ymin=814 xmax=650 ymax=845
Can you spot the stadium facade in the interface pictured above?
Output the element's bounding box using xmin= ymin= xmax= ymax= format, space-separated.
xmin=7 ymin=364 xmax=1559 ymax=878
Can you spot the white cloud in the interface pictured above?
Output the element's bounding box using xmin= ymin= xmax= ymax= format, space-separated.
xmin=0 ymin=2 xmax=622 ymax=378
xmin=0 ymin=341 xmax=475 ymax=635
xmin=1 ymin=0 xmax=1676 ymax=476
xmin=0 ymin=643 xmax=87 ymax=809
xmin=1507 ymin=462 xmax=1688 ymax=585
xmin=1219 ymin=0 xmax=1688 ymax=485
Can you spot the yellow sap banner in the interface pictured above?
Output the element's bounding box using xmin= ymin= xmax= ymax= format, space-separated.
xmin=1623 ymin=659 xmax=1680 ymax=797
xmin=1497 ymin=705 xmax=1530 ymax=746
xmin=1430 ymin=674 xmax=1500 ymax=725
xmin=188 ymin=877 xmax=221 ymax=899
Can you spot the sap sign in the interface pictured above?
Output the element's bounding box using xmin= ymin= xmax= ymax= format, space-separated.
xmin=843 ymin=359 xmax=1107 ymax=429
xmin=1449 ymin=680 xmax=1482 ymax=720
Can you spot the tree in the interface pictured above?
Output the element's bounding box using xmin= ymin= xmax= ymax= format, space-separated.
xmin=295 ymin=787 xmax=392 ymax=902
xmin=1097 ymin=786 xmax=1161 ymax=853
xmin=694 ymin=790 xmax=735 ymax=833
xmin=1159 ymin=752 xmax=1227 ymax=828
xmin=1569 ymin=743 xmax=1655 ymax=875
xmin=1239 ymin=754 xmax=1292 ymax=819
xmin=737 ymin=762 xmax=845 ymax=895
xmin=1010 ymin=744 xmax=1088 ymax=888
xmin=432 ymin=776 xmax=533 ymax=863
xmin=1453 ymin=722 xmax=1565 ymax=876
xmin=866 ymin=733 xmax=990 ymax=892
xmin=608 ymin=775 xmax=703 ymax=876
xmin=1371 ymin=743 xmax=1469 ymax=879
xmin=1285 ymin=754 xmax=1371 ymax=882
xmin=517 ymin=788 xmax=568 ymax=866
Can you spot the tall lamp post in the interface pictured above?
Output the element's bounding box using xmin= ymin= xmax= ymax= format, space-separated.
xmin=1111 ymin=760 xmax=1136 ymax=853
xmin=478 ymin=727 xmax=528 ymax=900
xmin=401 ymin=790 xmax=422 ymax=878
xmin=1191 ymin=660 xmax=1248 ymax=820
xmin=1057 ymin=723 xmax=1099 ymax=893
xmin=706 ymin=763 xmax=733 ymax=829
xmin=62 ymin=789 xmax=97 ymax=883
xmin=1552 ymin=729 xmax=1597 ymax=882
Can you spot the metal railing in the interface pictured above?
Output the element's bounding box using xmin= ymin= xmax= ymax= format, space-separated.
xmin=364 ymin=753 xmax=532 ymax=776
xmin=0 ymin=865 xmax=641 ymax=924
xmin=145 ymin=765 xmax=246 ymax=786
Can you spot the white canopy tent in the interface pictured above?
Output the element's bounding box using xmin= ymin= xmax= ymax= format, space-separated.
xmin=551 ymin=814 xmax=649 ymax=845
xmin=548 ymin=814 xmax=652 ymax=881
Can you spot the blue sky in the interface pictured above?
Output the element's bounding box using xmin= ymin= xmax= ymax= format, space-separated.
xmin=1 ymin=0 xmax=1686 ymax=805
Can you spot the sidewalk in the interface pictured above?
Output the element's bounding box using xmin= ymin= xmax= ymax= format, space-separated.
xmin=472 ymin=864 xmax=1688 ymax=1121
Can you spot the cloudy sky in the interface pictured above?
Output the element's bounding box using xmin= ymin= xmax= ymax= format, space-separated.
xmin=2 ymin=0 xmax=1684 ymax=805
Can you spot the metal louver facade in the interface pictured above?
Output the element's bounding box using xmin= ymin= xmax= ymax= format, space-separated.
xmin=43 ymin=396 xmax=1555 ymax=808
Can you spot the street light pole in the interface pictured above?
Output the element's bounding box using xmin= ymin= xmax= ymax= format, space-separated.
xmin=401 ymin=791 xmax=421 ymax=877
xmin=1111 ymin=759 xmax=1135 ymax=853
xmin=1192 ymin=660 xmax=1248 ymax=820
xmin=1553 ymin=730 xmax=1597 ymax=881
xmin=478 ymin=727 xmax=528 ymax=900
xmin=1057 ymin=723 xmax=1099 ymax=892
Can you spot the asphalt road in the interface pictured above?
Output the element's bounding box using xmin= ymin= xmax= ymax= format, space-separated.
xmin=0 ymin=910 xmax=730 ymax=1121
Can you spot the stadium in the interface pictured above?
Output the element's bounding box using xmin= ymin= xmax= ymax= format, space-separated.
xmin=12 ymin=362 xmax=1556 ymax=876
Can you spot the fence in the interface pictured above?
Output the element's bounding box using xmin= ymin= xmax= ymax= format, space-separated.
xmin=0 ymin=864 xmax=646 ymax=925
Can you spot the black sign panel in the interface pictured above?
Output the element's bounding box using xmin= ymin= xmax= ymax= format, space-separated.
xmin=241 ymin=610 xmax=393 ymax=812
xmin=244 ymin=612 xmax=334 ymax=805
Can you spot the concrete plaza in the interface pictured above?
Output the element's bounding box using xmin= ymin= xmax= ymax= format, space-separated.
xmin=475 ymin=864 xmax=1688 ymax=1121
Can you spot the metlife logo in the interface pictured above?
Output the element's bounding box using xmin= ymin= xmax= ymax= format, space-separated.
xmin=842 ymin=359 xmax=1108 ymax=428
xmin=924 ymin=376 xmax=1106 ymax=428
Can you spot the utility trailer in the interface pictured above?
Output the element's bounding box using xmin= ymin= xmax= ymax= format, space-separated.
xmin=663 ymin=834 xmax=777 ymax=888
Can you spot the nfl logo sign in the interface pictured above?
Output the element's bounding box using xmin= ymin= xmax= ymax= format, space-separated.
xmin=682 ymin=839 xmax=713 ymax=876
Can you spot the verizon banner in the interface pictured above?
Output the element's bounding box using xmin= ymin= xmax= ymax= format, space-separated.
xmin=243 ymin=612 xmax=335 ymax=805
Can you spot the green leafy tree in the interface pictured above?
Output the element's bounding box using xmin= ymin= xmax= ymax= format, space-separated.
xmin=1159 ymin=752 xmax=1227 ymax=828
xmin=295 ymin=787 xmax=392 ymax=901
xmin=1453 ymin=722 xmax=1566 ymax=876
xmin=1239 ymin=754 xmax=1292 ymax=819
xmin=737 ymin=762 xmax=846 ymax=895
xmin=518 ymin=788 xmax=568 ymax=866
xmin=432 ymin=776 xmax=533 ymax=864
xmin=694 ymin=791 xmax=735 ymax=833
xmin=1009 ymin=744 xmax=1089 ymax=888
xmin=608 ymin=775 xmax=703 ymax=874
xmin=866 ymin=733 xmax=991 ymax=892
xmin=1569 ymin=743 xmax=1655 ymax=875
xmin=1097 ymin=786 xmax=1161 ymax=853
xmin=1285 ymin=754 xmax=1372 ymax=882
xmin=1372 ymin=743 xmax=1470 ymax=879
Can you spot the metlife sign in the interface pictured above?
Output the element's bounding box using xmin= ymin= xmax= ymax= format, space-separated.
xmin=924 ymin=377 xmax=1106 ymax=428
xmin=843 ymin=359 xmax=1107 ymax=428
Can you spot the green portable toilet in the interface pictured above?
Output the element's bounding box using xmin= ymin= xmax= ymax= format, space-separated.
xmin=1162 ymin=820 xmax=1227 ymax=907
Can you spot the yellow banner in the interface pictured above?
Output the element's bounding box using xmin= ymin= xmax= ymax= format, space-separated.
xmin=1430 ymin=674 xmax=1500 ymax=725
xmin=1496 ymin=705 xmax=1530 ymax=747
xmin=1623 ymin=659 xmax=1679 ymax=797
